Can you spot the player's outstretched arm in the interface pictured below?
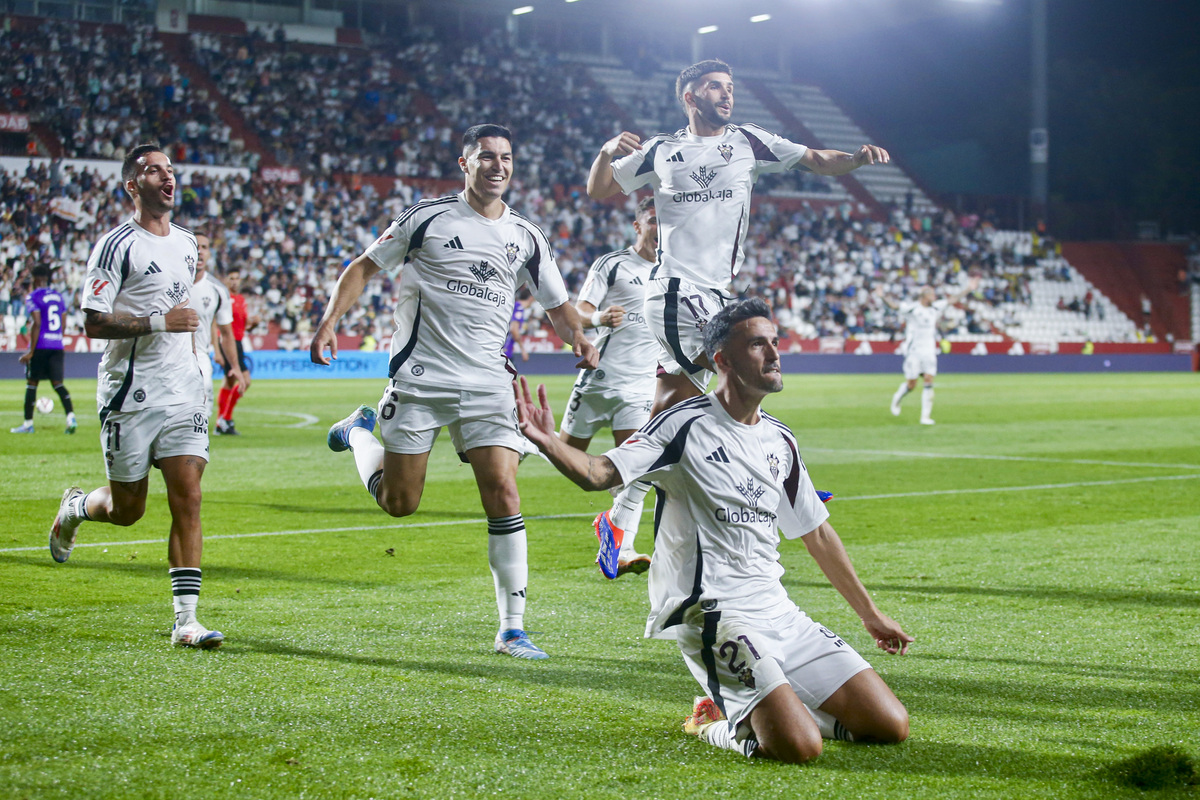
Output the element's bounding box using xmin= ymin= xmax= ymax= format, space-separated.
xmin=515 ymin=377 xmax=622 ymax=491
xmin=801 ymin=521 xmax=913 ymax=655
xmin=545 ymin=301 xmax=599 ymax=369
xmin=85 ymin=300 xmax=198 ymax=339
xmin=587 ymin=131 xmax=641 ymax=200
xmin=310 ymin=254 xmax=379 ymax=365
xmin=799 ymin=144 xmax=890 ymax=176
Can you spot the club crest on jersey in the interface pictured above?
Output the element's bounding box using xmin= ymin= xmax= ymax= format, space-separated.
xmin=766 ymin=453 xmax=780 ymax=482
xmin=185 ymin=254 xmax=195 ymax=276
xmin=737 ymin=666 xmax=756 ymax=689
xmin=469 ymin=260 xmax=498 ymax=284
xmin=505 ymin=242 xmax=520 ymax=265
xmin=689 ymin=165 xmax=719 ymax=189
xmin=165 ymin=281 xmax=188 ymax=305
xmin=717 ymin=143 xmax=733 ymax=163
xmin=735 ymin=477 xmax=766 ymax=508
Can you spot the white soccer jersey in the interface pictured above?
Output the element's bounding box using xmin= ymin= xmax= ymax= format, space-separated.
xmin=610 ymin=124 xmax=807 ymax=290
xmin=604 ymin=395 xmax=830 ymax=639
xmin=899 ymin=299 xmax=949 ymax=358
xmin=364 ymin=192 xmax=569 ymax=392
xmin=81 ymin=218 xmax=204 ymax=417
xmin=573 ymin=248 xmax=657 ymax=394
xmin=191 ymin=272 xmax=232 ymax=354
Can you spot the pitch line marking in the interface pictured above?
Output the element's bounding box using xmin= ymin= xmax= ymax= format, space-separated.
xmin=803 ymin=448 xmax=1200 ymax=471
xmin=3 ymin=474 xmax=1197 ymax=554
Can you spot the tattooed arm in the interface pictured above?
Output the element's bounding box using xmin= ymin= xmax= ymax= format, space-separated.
xmin=85 ymin=300 xmax=199 ymax=339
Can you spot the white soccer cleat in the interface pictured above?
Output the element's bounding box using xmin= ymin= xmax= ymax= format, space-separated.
xmin=494 ymin=628 xmax=548 ymax=659
xmin=920 ymin=417 xmax=936 ymax=426
xmin=616 ymin=551 xmax=651 ymax=576
xmin=49 ymin=487 xmax=85 ymax=563
xmin=171 ymin=620 xmax=225 ymax=649
xmin=889 ymin=398 xmax=902 ymax=417
xmin=10 ymin=422 xmax=34 ymax=434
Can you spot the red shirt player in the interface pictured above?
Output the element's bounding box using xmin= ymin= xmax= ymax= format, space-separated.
xmin=215 ymin=268 xmax=253 ymax=435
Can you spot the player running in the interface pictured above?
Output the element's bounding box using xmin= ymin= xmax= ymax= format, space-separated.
xmin=884 ymin=280 xmax=976 ymax=425
xmin=48 ymin=144 xmax=225 ymax=649
xmin=12 ymin=265 xmax=77 ymax=434
xmin=586 ymin=58 xmax=891 ymax=567
xmin=560 ymin=197 xmax=659 ymax=577
xmin=516 ymin=298 xmax=911 ymax=763
xmin=311 ymin=124 xmax=598 ymax=660
xmin=190 ymin=234 xmax=245 ymax=410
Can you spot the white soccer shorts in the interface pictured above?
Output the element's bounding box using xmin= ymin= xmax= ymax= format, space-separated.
xmin=561 ymin=386 xmax=653 ymax=438
xmin=101 ymin=401 xmax=211 ymax=482
xmin=902 ymin=351 xmax=938 ymax=380
xmin=376 ymin=383 xmax=523 ymax=457
xmin=644 ymin=277 xmax=728 ymax=393
xmin=675 ymin=604 xmax=871 ymax=732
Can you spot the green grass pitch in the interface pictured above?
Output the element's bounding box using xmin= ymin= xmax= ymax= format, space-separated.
xmin=1 ymin=372 xmax=1197 ymax=799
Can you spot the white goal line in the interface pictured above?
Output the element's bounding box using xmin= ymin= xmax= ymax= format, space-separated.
xmin=2 ymin=473 xmax=1197 ymax=554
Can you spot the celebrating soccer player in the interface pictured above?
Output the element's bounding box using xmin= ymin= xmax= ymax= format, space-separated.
xmin=516 ymin=298 xmax=911 ymax=762
xmin=49 ymin=144 xmax=225 ymax=649
xmin=585 ymin=59 xmax=891 ymax=569
xmin=311 ymin=124 xmax=598 ymax=660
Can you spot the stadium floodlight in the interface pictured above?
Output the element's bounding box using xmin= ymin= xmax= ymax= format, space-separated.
xmin=697 ymin=25 xmax=718 ymax=34
xmin=512 ymin=5 xmax=534 ymax=14
xmin=750 ymin=14 xmax=771 ymax=23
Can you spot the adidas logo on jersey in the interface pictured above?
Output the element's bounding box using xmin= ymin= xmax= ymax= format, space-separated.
xmin=629 ymin=276 xmax=644 ymax=286
xmin=704 ymin=446 xmax=731 ymax=463
xmin=444 ymin=236 xmax=465 ymax=250
xmin=667 ymin=152 xmax=685 ymax=163
xmin=144 ymin=261 xmax=163 ymax=275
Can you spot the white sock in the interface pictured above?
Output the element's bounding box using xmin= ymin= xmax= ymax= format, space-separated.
xmin=700 ymin=720 xmax=759 ymax=758
xmin=921 ymin=386 xmax=935 ymax=419
xmin=169 ymin=567 xmax=201 ymax=626
xmin=892 ymin=383 xmax=910 ymax=406
xmin=806 ymin=705 xmax=855 ymax=742
xmin=610 ymin=480 xmax=650 ymax=534
xmin=348 ymin=427 xmax=385 ymax=495
xmin=488 ymin=515 xmax=528 ymax=632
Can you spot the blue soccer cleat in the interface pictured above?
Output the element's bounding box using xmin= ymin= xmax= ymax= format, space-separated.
xmin=494 ymin=628 xmax=548 ymax=659
xmin=593 ymin=511 xmax=625 ymax=580
xmin=327 ymin=405 xmax=377 ymax=452
xmin=817 ymin=490 xmax=833 ymax=503
xmin=171 ymin=620 xmax=225 ymax=650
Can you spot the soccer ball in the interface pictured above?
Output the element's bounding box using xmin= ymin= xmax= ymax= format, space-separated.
xmin=36 ymin=396 xmax=54 ymax=415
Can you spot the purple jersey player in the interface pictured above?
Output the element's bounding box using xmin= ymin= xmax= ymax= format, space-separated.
xmin=13 ymin=265 xmax=76 ymax=434
xmin=504 ymin=292 xmax=532 ymax=362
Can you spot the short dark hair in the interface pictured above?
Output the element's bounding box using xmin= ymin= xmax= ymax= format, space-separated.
xmin=461 ymin=124 xmax=513 ymax=155
xmin=703 ymin=297 xmax=773 ymax=363
xmin=676 ymin=59 xmax=733 ymax=111
xmin=635 ymin=196 xmax=655 ymax=219
xmin=31 ymin=265 xmax=51 ymax=281
xmin=122 ymin=143 xmax=164 ymax=184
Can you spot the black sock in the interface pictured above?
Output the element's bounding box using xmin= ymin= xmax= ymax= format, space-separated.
xmin=24 ymin=385 xmax=36 ymax=420
xmin=54 ymin=384 xmax=74 ymax=415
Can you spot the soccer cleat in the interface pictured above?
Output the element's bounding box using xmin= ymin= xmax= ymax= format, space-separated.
xmin=65 ymin=413 xmax=77 ymax=435
xmin=49 ymin=487 xmax=85 ymax=563
xmin=215 ymin=418 xmax=241 ymax=436
xmin=327 ymin=405 xmax=376 ymax=452
xmin=10 ymin=422 xmax=34 ymax=434
xmin=494 ymin=628 xmax=548 ymax=660
xmin=616 ymin=552 xmax=651 ymax=576
xmin=817 ymin=490 xmax=833 ymax=503
xmin=683 ymin=696 xmax=726 ymax=737
xmin=920 ymin=417 xmax=936 ymax=426
xmin=171 ymin=620 xmax=225 ymax=649
xmin=889 ymin=398 xmax=902 ymax=417
xmin=593 ymin=511 xmax=625 ymax=580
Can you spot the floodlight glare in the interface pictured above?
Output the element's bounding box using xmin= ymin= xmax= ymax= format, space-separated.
xmin=697 ymin=25 xmax=718 ymax=34
xmin=750 ymin=14 xmax=771 ymax=23
xmin=512 ymin=5 xmax=534 ymax=14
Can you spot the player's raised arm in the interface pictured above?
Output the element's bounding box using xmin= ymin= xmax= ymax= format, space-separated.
xmin=587 ymin=131 xmax=642 ymax=200
xmin=515 ymin=377 xmax=621 ymax=490
xmin=798 ymin=144 xmax=890 ymax=177
xmin=545 ymin=300 xmax=600 ymax=369
xmin=310 ymin=254 xmax=380 ymax=365
xmin=801 ymin=520 xmax=913 ymax=655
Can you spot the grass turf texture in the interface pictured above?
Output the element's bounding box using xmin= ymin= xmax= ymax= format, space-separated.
xmin=1 ymin=372 xmax=1197 ymax=799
